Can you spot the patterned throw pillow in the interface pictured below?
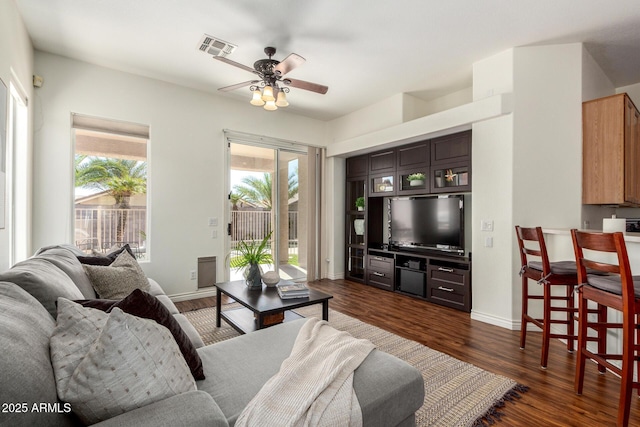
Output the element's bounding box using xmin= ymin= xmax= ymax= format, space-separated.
xmin=83 ymin=250 xmax=150 ymax=299
xmin=50 ymin=298 xmax=109 ymax=393
xmin=76 ymin=289 xmax=205 ymax=380
xmin=51 ymin=301 xmax=196 ymax=424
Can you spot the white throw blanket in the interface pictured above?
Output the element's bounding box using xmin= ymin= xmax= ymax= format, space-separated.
xmin=235 ymin=318 xmax=375 ymax=427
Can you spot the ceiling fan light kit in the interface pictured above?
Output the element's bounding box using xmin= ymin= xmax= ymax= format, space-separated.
xmin=214 ymin=45 xmax=328 ymax=112
xmin=250 ymin=89 xmax=265 ymax=106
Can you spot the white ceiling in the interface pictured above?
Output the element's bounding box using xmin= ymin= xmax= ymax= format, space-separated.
xmin=15 ymin=0 xmax=640 ymax=121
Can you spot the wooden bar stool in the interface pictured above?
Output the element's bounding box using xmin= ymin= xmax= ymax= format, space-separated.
xmin=571 ymin=230 xmax=640 ymax=427
xmin=515 ymin=226 xmax=580 ymax=368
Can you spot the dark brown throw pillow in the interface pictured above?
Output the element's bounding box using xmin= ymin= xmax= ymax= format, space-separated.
xmin=75 ymin=289 xmax=205 ymax=380
xmin=76 ymin=244 xmax=136 ymax=266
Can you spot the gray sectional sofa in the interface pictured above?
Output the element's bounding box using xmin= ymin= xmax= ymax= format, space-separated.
xmin=0 ymin=244 xmax=424 ymax=426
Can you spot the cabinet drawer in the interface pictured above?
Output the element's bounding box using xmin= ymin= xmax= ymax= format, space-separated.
xmin=427 ymin=284 xmax=466 ymax=308
xmin=368 ymin=271 xmax=394 ymax=290
xmin=426 ymin=265 xmax=470 ymax=311
xmin=368 ymin=255 xmax=394 ymax=273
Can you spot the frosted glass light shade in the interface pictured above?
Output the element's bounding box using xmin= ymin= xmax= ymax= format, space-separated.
xmin=250 ymin=89 xmax=265 ymax=106
xmin=263 ymin=100 xmax=278 ymax=111
xmin=275 ymin=90 xmax=289 ymax=107
xmin=262 ymin=85 xmax=275 ymax=101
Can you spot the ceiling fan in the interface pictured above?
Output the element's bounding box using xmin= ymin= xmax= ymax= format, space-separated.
xmin=215 ymin=47 xmax=328 ymax=110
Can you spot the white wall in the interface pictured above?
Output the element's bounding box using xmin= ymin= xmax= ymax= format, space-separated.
xmin=411 ymin=87 xmax=473 ymax=119
xmin=327 ymin=94 xmax=405 ymax=143
xmin=32 ymin=52 xmax=326 ymax=297
xmin=0 ymin=0 xmax=34 ymax=269
xmin=471 ymin=48 xmax=515 ymax=327
xmin=471 ymin=44 xmax=585 ymax=329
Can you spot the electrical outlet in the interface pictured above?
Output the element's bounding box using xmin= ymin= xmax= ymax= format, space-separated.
xmin=484 ymin=237 xmax=493 ymax=248
xmin=190 ymin=270 xmax=197 ymax=280
xmin=211 ymin=230 xmax=217 ymax=238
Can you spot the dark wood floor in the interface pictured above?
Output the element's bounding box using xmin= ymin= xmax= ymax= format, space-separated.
xmin=175 ymin=278 xmax=640 ymax=427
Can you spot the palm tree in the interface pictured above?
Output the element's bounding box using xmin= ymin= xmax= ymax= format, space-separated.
xmin=75 ymin=156 xmax=147 ymax=242
xmin=232 ymin=172 xmax=298 ymax=210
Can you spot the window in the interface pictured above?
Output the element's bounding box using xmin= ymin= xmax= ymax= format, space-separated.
xmin=72 ymin=114 xmax=149 ymax=260
xmin=4 ymin=79 xmax=29 ymax=264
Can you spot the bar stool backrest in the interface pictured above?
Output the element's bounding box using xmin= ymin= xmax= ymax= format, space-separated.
xmin=515 ymin=226 xmax=551 ymax=276
xmin=571 ymin=230 xmax=635 ymax=307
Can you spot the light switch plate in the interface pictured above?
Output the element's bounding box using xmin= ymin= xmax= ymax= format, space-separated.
xmin=481 ymin=220 xmax=494 ymax=232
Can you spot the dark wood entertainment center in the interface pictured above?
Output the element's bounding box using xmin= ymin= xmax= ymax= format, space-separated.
xmin=345 ymin=130 xmax=472 ymax=312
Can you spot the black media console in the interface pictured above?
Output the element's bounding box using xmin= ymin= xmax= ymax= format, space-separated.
xmin=368 ymin=248 xmax=471 ymax=312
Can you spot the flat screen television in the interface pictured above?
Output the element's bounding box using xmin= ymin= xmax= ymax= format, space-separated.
xmin=389 ymin=195 xmax=464 ymax=254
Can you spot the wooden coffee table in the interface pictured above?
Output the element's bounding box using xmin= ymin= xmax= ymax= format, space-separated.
xmin=215 ymin=280 xmax=333 ymax=334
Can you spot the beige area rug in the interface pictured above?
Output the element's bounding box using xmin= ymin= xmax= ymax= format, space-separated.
xmin=183 ymin=304 xmax=528 ymax=427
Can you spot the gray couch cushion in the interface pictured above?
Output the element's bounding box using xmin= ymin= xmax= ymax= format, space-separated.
xmin=0 ymin=283 xmax=78 ymax=427
xmin=0 ymin=258 xmax=84 ymax=318
xmin=92 ymin=390 xmax=229 ymax=427
xmin=196 ymin=319 xmax=423 ymax=427
xmin=148 ymin=279 xmax=180 ymax=315
xmin=174 ymin=313 xmax=206 ymax=349
xmin=36 ymin=247 xmax=97 ymax=299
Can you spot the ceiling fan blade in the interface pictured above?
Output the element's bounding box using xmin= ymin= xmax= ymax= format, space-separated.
xmin=285 ymin=78 xmax=329 ymax=94
xmin=218 ymin=80 xmax=258 ymax=92
xmin=274 ymin=53 xmax=305 ymax=76
xmin=213 ymin=56 xmax=257 ymax=74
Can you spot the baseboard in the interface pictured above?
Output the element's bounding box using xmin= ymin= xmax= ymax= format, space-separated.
xmin=471 ymin=310 xmax=518 ymax=330
xmin=169 ymin=287 xmax=217 ymax=302
xmin=325 ymin=272 xmax=344 ymax=280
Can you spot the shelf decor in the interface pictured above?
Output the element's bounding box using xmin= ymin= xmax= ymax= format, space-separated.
xmin=407 ymin=172 xmax=425 ymax=187
xmin=445 ymin=169 xmax=458 ymax=183
xmin=355 ymin=196 xmax=365 ymax=211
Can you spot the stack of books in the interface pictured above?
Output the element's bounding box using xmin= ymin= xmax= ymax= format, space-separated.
xmin=276 ymin=282 xmax=310 ymax=299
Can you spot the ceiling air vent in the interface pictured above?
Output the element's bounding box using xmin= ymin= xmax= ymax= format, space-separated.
xmin=197 ymin=34 xmax=236 ymax=58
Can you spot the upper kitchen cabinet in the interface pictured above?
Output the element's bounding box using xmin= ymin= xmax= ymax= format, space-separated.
xmin=583 ymin=93 xmax=640 ymax=206
xmin=369 ymin=149 xmax=396 ymax=174
xmin=346 ymin=154 xmax=368 ymax=178
xmin=430 ymin=131 xmax=471 ymax=166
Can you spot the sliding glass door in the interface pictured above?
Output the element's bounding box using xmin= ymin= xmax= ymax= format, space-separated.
xmin=228 ymin=141 xmax=312 ymax=282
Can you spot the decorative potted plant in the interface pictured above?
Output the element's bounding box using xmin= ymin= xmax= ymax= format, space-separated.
xmin=355 ymin=196 xmax=365 ymax=211
xmin=407 ymin=172 xmax=425 ymax=187
xmin=230 ymin=231 xmax=273 ymax=290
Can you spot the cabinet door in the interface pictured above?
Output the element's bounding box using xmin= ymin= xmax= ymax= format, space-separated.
xmin=625 ymin=98 xmax=640 ymax=204
xmin=346 ymin=155 xmax=368 ymax=178
xmin=369 ymin=173 xmax=395 ymax=197
xmin=369 ymin=150 xmax=396 ymax=174
xmin=431 ymin=162 xmax=470 ymax=193
xmin=397 ymin=141 xmax=429 ymax=169
xmin=345 ymin=246 xmax=366 ymax=282
xmin=431 ymin=131 xmax=471 ymax=166
xmin=398 ymin=167 xmax=429 ymax=195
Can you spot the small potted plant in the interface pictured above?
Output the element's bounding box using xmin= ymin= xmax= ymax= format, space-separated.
xmin=407 ymin=172 xmax=425 ymax=187
xmin=355 ymin=196 xmax=365 ymax=211
xmin=230 ymin=231 xmax=273 ymax=290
